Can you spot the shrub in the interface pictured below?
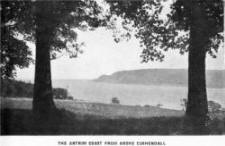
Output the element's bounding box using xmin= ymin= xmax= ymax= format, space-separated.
xmin=1 ymin=79 xmax=73 ymax=100
xmin=111 ymin=97 xmax=120 ymax=104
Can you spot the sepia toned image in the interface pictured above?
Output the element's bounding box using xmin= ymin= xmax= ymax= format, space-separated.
xmin=0 ymin=0 xmax=225 ymax=136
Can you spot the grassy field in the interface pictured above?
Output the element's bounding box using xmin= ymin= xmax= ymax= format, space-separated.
xmin=1 ymin=98 xmax=225 ymax=135
xmin=1 ymin=108 xmax=186 ymax=135
xmin=1 ymin=98 xmax=184 ymax=118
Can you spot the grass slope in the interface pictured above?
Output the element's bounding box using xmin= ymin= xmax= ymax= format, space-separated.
xmin=1 ymin=108 xmax=225 ymax=135
xmin=1 ymin=98 xmax=225 ymax=135
xmin=1 ymin=98 xmax=184 ymax=118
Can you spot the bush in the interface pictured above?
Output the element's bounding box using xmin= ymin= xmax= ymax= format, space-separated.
xmin=53 ymin=88 xmax=68 ymax=100
xmin=208 ymin=100 xmax=222 ymax=112
xmin=1 ymin=79 xmax=33 ymax=97
xmin=1 ymin=79 xmax=73 ymax=100
xmin=111 ymin=97 xmax=120 ymax=104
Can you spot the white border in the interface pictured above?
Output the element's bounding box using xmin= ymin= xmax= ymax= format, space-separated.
xmin=1 ymin=136 xmax=225 ymax=146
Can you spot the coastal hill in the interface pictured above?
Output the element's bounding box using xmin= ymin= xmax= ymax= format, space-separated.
xmin=95 ymin=69 xmax=225 ymax=88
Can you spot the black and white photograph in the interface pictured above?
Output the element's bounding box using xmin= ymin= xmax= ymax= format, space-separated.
xmin=0 ymin=0 xmax=225 ymax=142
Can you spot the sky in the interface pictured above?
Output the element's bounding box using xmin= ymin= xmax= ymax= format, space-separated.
xmin=15 ymin=0 xmax=224 ymax=80
xmin=16 ymin=27 xmax=225 ymax=80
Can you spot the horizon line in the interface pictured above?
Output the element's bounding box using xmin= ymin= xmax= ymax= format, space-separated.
xmin=16 ymin=68 xmax=225 ymax=82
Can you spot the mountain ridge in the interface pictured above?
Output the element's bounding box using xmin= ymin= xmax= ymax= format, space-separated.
xmin=95 ymin=69 xmax=225 ymax=88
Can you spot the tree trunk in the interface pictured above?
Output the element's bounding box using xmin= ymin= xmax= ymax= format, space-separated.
xmin=33 ymin=2 xmax=56 ymax=117
xmin=184 ymin=2 xmax=209 ymax=134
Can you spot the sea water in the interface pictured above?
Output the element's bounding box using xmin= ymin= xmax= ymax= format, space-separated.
xmin=53 ymin=80 xmax=225 ymax=110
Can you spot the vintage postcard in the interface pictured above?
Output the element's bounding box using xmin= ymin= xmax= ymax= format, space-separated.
xmin=0 ymin=0 xmax=225 ymax=146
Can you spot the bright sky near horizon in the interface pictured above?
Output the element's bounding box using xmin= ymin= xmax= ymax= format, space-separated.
xmin=16 ymin=28 xmax=225 ymax=80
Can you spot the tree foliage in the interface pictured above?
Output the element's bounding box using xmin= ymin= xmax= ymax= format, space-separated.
xmin=107 ymin=0 xmax=223 ymax=61
xmin=170 ymin=0 xmax=223 ymax=56
xmin=0 ymin=0 xmax=108 ymax=78
xmin=0 ymin=30 xmax=33 ymax=79
xmin=1 ymin=1 xmax=33 ymax=78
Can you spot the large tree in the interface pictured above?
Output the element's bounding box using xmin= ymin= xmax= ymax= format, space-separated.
xmin=171 ymin=0 xmax=223 ymax=133
xmin=107 ymin=0 xmax=223 ymax=133
xmin=1 ymin=0 xmax=107 ymax=116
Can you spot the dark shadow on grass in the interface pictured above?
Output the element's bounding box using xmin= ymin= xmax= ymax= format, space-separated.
xmin=1 ymin=108 xmax=224 ymax=135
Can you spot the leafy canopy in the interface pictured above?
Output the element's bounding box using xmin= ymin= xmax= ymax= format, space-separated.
xmin=1 ymin=0 xmax=108 ymax=78
xmin=107 ymin=0 xmax=224 ymax=62
xmin=1 ymin=1 xmax=33 ymax=78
